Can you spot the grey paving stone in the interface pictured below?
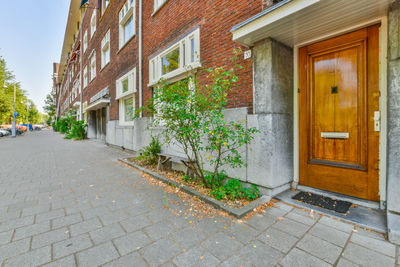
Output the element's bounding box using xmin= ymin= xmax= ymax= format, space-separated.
xmin=140 ymin=238 xmax=182 ymax=266
xmin=336 ymin=257 xmax=360 ymax=267
xmin=319 ymin=216 xmax=354 ymax=233
xmin=52 ymin=213 xmax=82 ymax=229
xmin=76 ymin=242 xmax=119 ymax=267
xmin=0 ymin=230 xmax=13 ymax=246
xmin=103 ymin=252 xmax=148 ymax=267
xmin=226 ymin=221 xmax=259 ymax=244
xmin=146 ymin=208 xmax=175 ymax=224
xmin=32 ymin=227 xmax=69 ymax=249
xmin=53 ymin=234 xmax=93 ymax=259
xmin=65 ymin=202 xmax=92 ymax=215
xmin=21 ymin=204 xmax=50 ymax=217
xmin=0 ymin=216 xmax=34 ymax=233
xmin=350 ymin=232 xmax=396 ymax=257
xmin=296 ymin=234 xmax=342 ymax=264
xmin=202 ymin=232 xmax=243 ymax=260
xmin=14 ymin=221 xmax=51 ymax=241
xmin=308 ymin=223 xmax=350 ymax=247
xmin=260 ymin=206 xmax=287 ymax=218
xmin=99 ymin=209 xmax=129 ymax=226
xmin=0 ymin=238 xmax=30 ymax=263
xmin=81 ymin=206 xmax=109 ymax=220
xmin=285 ymin=209 xmax=318 ymax=226
xmin=354 ymin=227 xmax=386 ymax=241
xmin=238 ymin=240 xmax=283 ymax=266
xmin=280 ymin=247 xmax=331 ymax=267
xmin=120 ymin=216 xmax=153 ymax=233
xmin=0 ymin=211 xmax=20 ymax=224
xmin=36 ymin=209 xmax=65 ymax=223
xmin=272 ymin=217 xmax=310 ymax=238
xmin=51 ymin=199 xmax=76 ymax=210
xmin=245 ymin=214 xmax=276 ymax=231
xmin=89 ymin=223 xmax=125 ymax=245
xmin=113 ymin=230 xmax=152 ymax=255
xmin=273 ymin=202 xmax=294 ymax=212
xmin=173 ymin=246 xmax=220 ymax=267
xmin=170 ymin=226 xmax=208 ymax=249
xmin=218 ymin=255 xmax=252 ymax=267
xmin=7 ymin=200 xmax=37 ymax=212
xmin=143 ymin=220 xmax=178 ymax=241
xmin=343 ymin=242 xmax=395 ymax=267
xmin=42 ymin=255 xmax=76 ymax=267
xmin=194 ymin=217 xmax=229 ymax=235
xmin=70 ymin=217 xmax=102 ymax=236
xmin=124 ymin=203 xmax=152 ymax=217
xmin=4 ymin=245 xmax=51 ymax=267
xmin=258 ymin=227 xmax=298 ymax=253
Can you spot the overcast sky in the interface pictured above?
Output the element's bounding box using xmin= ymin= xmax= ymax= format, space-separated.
xmin=0 ymin=0 xmax=70 ymax=112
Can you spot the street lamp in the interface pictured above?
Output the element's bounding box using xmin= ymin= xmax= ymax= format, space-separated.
xmin=2 ymin=83 xmax=17 ymax=138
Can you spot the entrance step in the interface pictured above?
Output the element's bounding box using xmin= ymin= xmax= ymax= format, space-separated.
xmin=275 ymin=189 xmax=386 ymax=233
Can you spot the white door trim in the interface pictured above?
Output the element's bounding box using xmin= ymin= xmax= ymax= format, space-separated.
xmin=292 ymin=17 xmax=388 ymax=208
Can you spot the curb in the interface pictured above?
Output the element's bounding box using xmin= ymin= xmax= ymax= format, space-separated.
xmin=118 ymin=157 xmax=271 ymax=218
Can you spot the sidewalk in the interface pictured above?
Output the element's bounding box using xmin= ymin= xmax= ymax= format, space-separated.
xmin=0 ymin=131 xmax=398 ymax=266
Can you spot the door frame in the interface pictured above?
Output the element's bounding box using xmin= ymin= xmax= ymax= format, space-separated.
xmin=292 ymin=17 xmax=388 ymax=208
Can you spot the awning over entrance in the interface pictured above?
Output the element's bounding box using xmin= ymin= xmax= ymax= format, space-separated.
xmin=85 ymin=99 xmax=110 ymax=112
xmin=231 ymin=0 xmax=392 ymax=47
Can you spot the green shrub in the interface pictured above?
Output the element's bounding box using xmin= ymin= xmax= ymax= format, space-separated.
xmin=210 ymin=178 xmax=260 ymax=201
xmin=138 ymin=136 xmax=161 ymax=165
xmin=66 ymin=120 xmax=87 ymax=140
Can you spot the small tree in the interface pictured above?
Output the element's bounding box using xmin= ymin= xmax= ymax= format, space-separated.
xmin=141 ymin=64 xmax=258 ymax=188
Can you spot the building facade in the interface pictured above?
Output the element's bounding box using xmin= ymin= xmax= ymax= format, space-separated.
xmin=54 ymin=0 xmax=400 ymax=244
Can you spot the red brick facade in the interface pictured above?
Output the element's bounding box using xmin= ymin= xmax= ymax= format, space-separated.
xmin=57 ymin=0 xmax=262 ymax=119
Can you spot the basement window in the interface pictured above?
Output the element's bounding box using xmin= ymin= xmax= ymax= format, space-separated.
xmin=149 ymin=27 xmax=201 ymax=85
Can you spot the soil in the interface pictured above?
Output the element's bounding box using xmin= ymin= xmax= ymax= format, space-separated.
xmin=127 ymin=157 xmax=256 ymax=209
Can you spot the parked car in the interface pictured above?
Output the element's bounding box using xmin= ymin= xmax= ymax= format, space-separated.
xmin=0 ymin=129 xmax=10 ymax=137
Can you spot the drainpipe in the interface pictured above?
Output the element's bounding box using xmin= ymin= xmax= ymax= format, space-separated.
xmin=139 ymin=0 xmax=143 ymax=117
xmin=79 ymin=10 xmax=84 ymax=121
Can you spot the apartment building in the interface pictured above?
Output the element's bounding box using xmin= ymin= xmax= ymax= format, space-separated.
xmin=54 ymin=0 xmax=400 ymax=244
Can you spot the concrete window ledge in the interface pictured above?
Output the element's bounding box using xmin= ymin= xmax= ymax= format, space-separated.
xmin=118 ymin=157 xmax=271 ymax=218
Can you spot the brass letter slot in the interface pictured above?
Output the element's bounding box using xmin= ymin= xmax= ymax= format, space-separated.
xmin=321 ymin=132 xmax=349 ymax=139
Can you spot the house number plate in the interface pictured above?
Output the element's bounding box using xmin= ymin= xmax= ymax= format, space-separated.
xmin=321 ymin=132 xmax=349 ymax=139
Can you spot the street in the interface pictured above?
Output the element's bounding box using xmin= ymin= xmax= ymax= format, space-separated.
xmin=0 ymin=131 xmax=398 ymax=266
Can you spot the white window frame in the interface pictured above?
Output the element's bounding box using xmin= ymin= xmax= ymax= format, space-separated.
xmin=89 ymin=50 xmax=96 ymax=81
xmin=90 ymin=10 xmax=96 ymax=38
xmin=83 ymin=30 xmax=88 ymax=53
xmin=116 ymin=67 xmax=136 ymax=126
xmin=149 ymin=27 xmax=200 ymax=86
xmin=119 ymin=0 xmax=136 ymax=49
xmin=83 ymin=66 xmax=88 ymax=88
xmin=101 ymin=0 xmax=110 ymax=15
xmin=153 ymin=0 xmax=167 ymax=13
xmin=116 ymin=67 xmax=136 ymax=100
xmin=119 ymin=95 xmax=135 ymax=126
xmin=101 ymin=30 xmax=111 ymax=69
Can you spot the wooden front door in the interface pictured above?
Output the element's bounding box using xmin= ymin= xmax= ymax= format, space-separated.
xmin=299 ymin=25 xmax=380 ymax=201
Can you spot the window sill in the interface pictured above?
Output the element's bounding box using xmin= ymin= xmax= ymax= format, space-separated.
xmin=100 ymin=62 xmax=110 ymax=72
xmin=151 ymin=0 xmax=169 ymax=16
xmin=117 ymin=34 xmax=136 ymax=55
xmin=148 ymin=62 xmax=201 ymax=86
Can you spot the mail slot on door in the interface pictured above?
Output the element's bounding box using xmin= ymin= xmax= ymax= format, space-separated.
xmin=321 ymin=132 xmax=349 ymax=139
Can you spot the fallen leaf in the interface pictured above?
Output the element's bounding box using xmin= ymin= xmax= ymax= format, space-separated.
xmin=253 ymin=245 xmax=257 ymax=248
xmin=200 ymin=256 xmax=204 ymax=260
xmin=278 ymin=217 xmax=285 ymax=221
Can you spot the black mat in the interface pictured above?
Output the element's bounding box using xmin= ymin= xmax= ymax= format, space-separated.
xmin=292 ymin=191 xmax=352 ymax=214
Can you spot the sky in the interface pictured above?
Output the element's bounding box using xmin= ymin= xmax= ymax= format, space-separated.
xmin=0 ymin=0 xmax=70 ymax=112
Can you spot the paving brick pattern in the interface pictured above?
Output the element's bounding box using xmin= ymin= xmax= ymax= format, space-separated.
xmin=0 ymin=131 xmax=398 ymax=266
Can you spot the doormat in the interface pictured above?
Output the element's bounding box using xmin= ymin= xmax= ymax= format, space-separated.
xmin=292 ymin=191 xmax=352 ymax=214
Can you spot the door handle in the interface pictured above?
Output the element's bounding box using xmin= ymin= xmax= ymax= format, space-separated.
xmin=374 ymin=111 xmax=380 ymax=132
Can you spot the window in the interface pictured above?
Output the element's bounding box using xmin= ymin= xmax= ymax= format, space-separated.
xmin=116 ymin=67 xmax=136 ymax=126
xmin=101 ymin=30 xmax=110 ymax=68
xmin=119 ymin=0 xmax=135 ymax=49
xmin=101 ymin=0 xmax=110 ymax=15
xmin=116 ymin=67 xmax=136 ymax=100
xmin=149 ymin=27 xmax=200 ymax=85
xmin=90 ymin=11 xmax=96 ymax=38
xmin=154 ymin=0 xmax=167 ymax=12
xmin=83 ymin=31 xmax=88 ymax=53
xmin=83 ymin=66 xmax=88 ymax=88
xmin=89 ymin=51 xmax=96 ymax=81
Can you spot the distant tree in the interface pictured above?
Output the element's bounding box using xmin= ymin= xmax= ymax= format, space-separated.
xmin=43 ymin=93 xmax=55 ymax=125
